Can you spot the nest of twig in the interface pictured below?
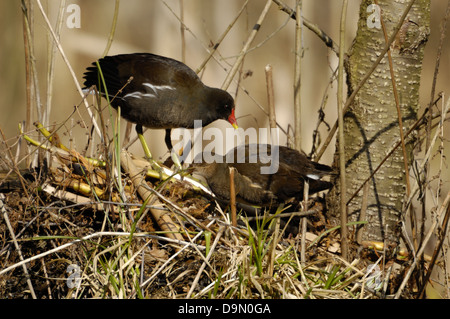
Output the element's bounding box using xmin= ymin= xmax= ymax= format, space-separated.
xmin=0 ymin=120 xmax=420 ymax=299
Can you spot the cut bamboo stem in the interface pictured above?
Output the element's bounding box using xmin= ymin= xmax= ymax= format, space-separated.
xmin=120 ymin=150 xmax=184 ymax=244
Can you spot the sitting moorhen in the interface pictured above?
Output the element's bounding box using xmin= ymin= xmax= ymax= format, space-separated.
xmin=82 ymin=53 xmax=238 ymax=161
xmin=191 ymin=144 xmax=333 ymax=210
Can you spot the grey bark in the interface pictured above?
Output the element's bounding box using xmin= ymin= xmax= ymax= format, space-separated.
xmin=327 ymin=0 xmax=430 ymax=247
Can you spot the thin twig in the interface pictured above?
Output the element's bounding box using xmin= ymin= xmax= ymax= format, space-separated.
xmin=375 ymin=0 xmax=411 ymax=196
xmin=395 ymin=191 xmax=450 ymax=299
xmin=245 ymin=210 xmax=315 ymax=221
xmin=357 ymin=182 xmax=369 ymax=244
xmin=271 ymin=0 xmax=340 ymax=55
xmin=102 ymin=0 xmax=120 ymax=57
xmin=0 ymin=231 xmax=203 ymax=277
xmin=418 ymin=195 xmax=450 ymax=299
xmin=195 ymin=0 xmax=248 ymax=74
xmin=120 ymin=150 xmax=184 ymax=244
xmin=35 ymin=0 xmax=102 ymax=138
xmin=293 ymin=0 xmax=303 ymax=151
xmin=337 ymin=0 xmax=348 ymax=260
xmin=21 ymin=0 xmax=43 ymax=167
xmin=300 ymin=180 xmax=309 ymax=267
xmin=1 ymin=194 xmax=36 ymax=298
xmin=21 ymin=0 xmax=33 ymax=165
xmin=346 ymin=107 xmax=429 ymax=206
xmin=403 ymin=98 xmax=450 ymax=211
xmin=186 ymin=227 xmax=225 ymax=298
xmin=229 ymin=167 xmax=237 ymax=230
xmin=138 ymin=219 xmax=215 ymax=292
xmin=421 ymin=0 xmax=450 ymax=256
xmin=44 ymin=0 xmax=65 ymax=128
xmin=0 ymin=127 xmax=30 ymax=198
xmin=179 ymin=0 xmax=186 ymax=63
xmin=221 ymin=0 xmax=272 ymax=90
xmin=265 ymin=64 xmax=276 ymax=130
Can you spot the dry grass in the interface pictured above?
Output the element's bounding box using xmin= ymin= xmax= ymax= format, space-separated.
xmin=1 ymin=79 xmax=449 ymax=299
xmin=0 ymin=117 xmax=430 ymax=299
xmin=1 ymin=0 xmax=449 ymax=300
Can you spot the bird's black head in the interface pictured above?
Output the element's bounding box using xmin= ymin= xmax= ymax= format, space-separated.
xmin=206 ymin=88 xmax=238 ymax=129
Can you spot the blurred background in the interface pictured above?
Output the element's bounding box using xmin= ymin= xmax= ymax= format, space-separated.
xmin=0 ymin=0 xmax=448 ymax=186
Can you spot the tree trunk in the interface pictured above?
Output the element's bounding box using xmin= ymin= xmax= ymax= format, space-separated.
xmin=327 ymin=0 xmax=430 ymax=249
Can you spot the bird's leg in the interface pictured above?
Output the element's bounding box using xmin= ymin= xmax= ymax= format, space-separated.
xmin=165 ymin=128 xmax=182 ymax=170
xmin=136 ymin=124 xmax=162 ymax=172
xmin=164 ymin=128 xmax=173 ymax=151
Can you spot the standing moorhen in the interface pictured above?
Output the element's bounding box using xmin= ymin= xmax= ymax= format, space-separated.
xmin=191 ymin=144 xmax=333 ymax=210
xmin=82 ymin=53 xmax=238 ymax=162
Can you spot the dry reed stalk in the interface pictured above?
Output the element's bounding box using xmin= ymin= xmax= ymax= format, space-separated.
xmin=120 ymin=150 xmax=184 ymax=244
xmin=403 ymin=98 xmax=450 ymax=213
xmin=419 ymin=199 xmax=450 ymax=298
xmin=356 ymin=182 xmax=369 ymax=245
xmin=102 ymin=0 xmax=120 ymax=57
xmin=293 ymin=0 xmax=303 ymax=151
xmin=271 ymin=0 xmax=340 ymax=55
xmin=265 ymin=64 xmax=276 ymax=131
xmin=138 ymin=219 xmax=215 ymax=293
xmin=44 ymin=0 xmax=65 ymax=128
xmin=221 ymin=0 xmax=272 ymax=90
xmin=300 ymin=181 xmax=309 ymax=267
xmin=0 ymin=127 xmax=30 ymax=198
xmin=186 ymin=226 xmax=225 ymax=298
xmin=229 ymin=167 xmax=237 ymax=229
xmin=21 ymin=0 xmax=43 ymax=167
xmin=21 ymin=0 xmax=33 ymax=150
xmin=419 ymin=1 xmax=450 ymax=285
xmin=35 ymin=0 xmax=102 ymax=139
xmin=337 ymin=0 xmax=348 ymax=260
xmin=0 ymin=194 xmax=36 ymax=298
xmin=195 ymin=0 xmax=249 ymax=74
xmin=179 ymin=0 xmax=186 ymax=63
xmin=395 ymin=191 xmax=450 ymax=298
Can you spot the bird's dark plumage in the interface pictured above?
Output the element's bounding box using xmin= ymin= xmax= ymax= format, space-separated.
xmin=191 ymin=144 xmax=333 ymax=208
xmin=83 ymin=53 xmax=237 ymax=150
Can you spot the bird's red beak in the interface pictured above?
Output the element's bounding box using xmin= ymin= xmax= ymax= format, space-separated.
xmin=228 ymin=108 xmax=238 ymax=129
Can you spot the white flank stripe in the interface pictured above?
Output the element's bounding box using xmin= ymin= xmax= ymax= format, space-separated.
xmin=306 ymin=174 xmax=320 ymax=180
xmin=124 ymin=92 xmax=157 ymax=99
xmin=123 ymin=84 xmax=174 ymax=100
xmin=142 ymin=83 xmax=174 ymax=94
